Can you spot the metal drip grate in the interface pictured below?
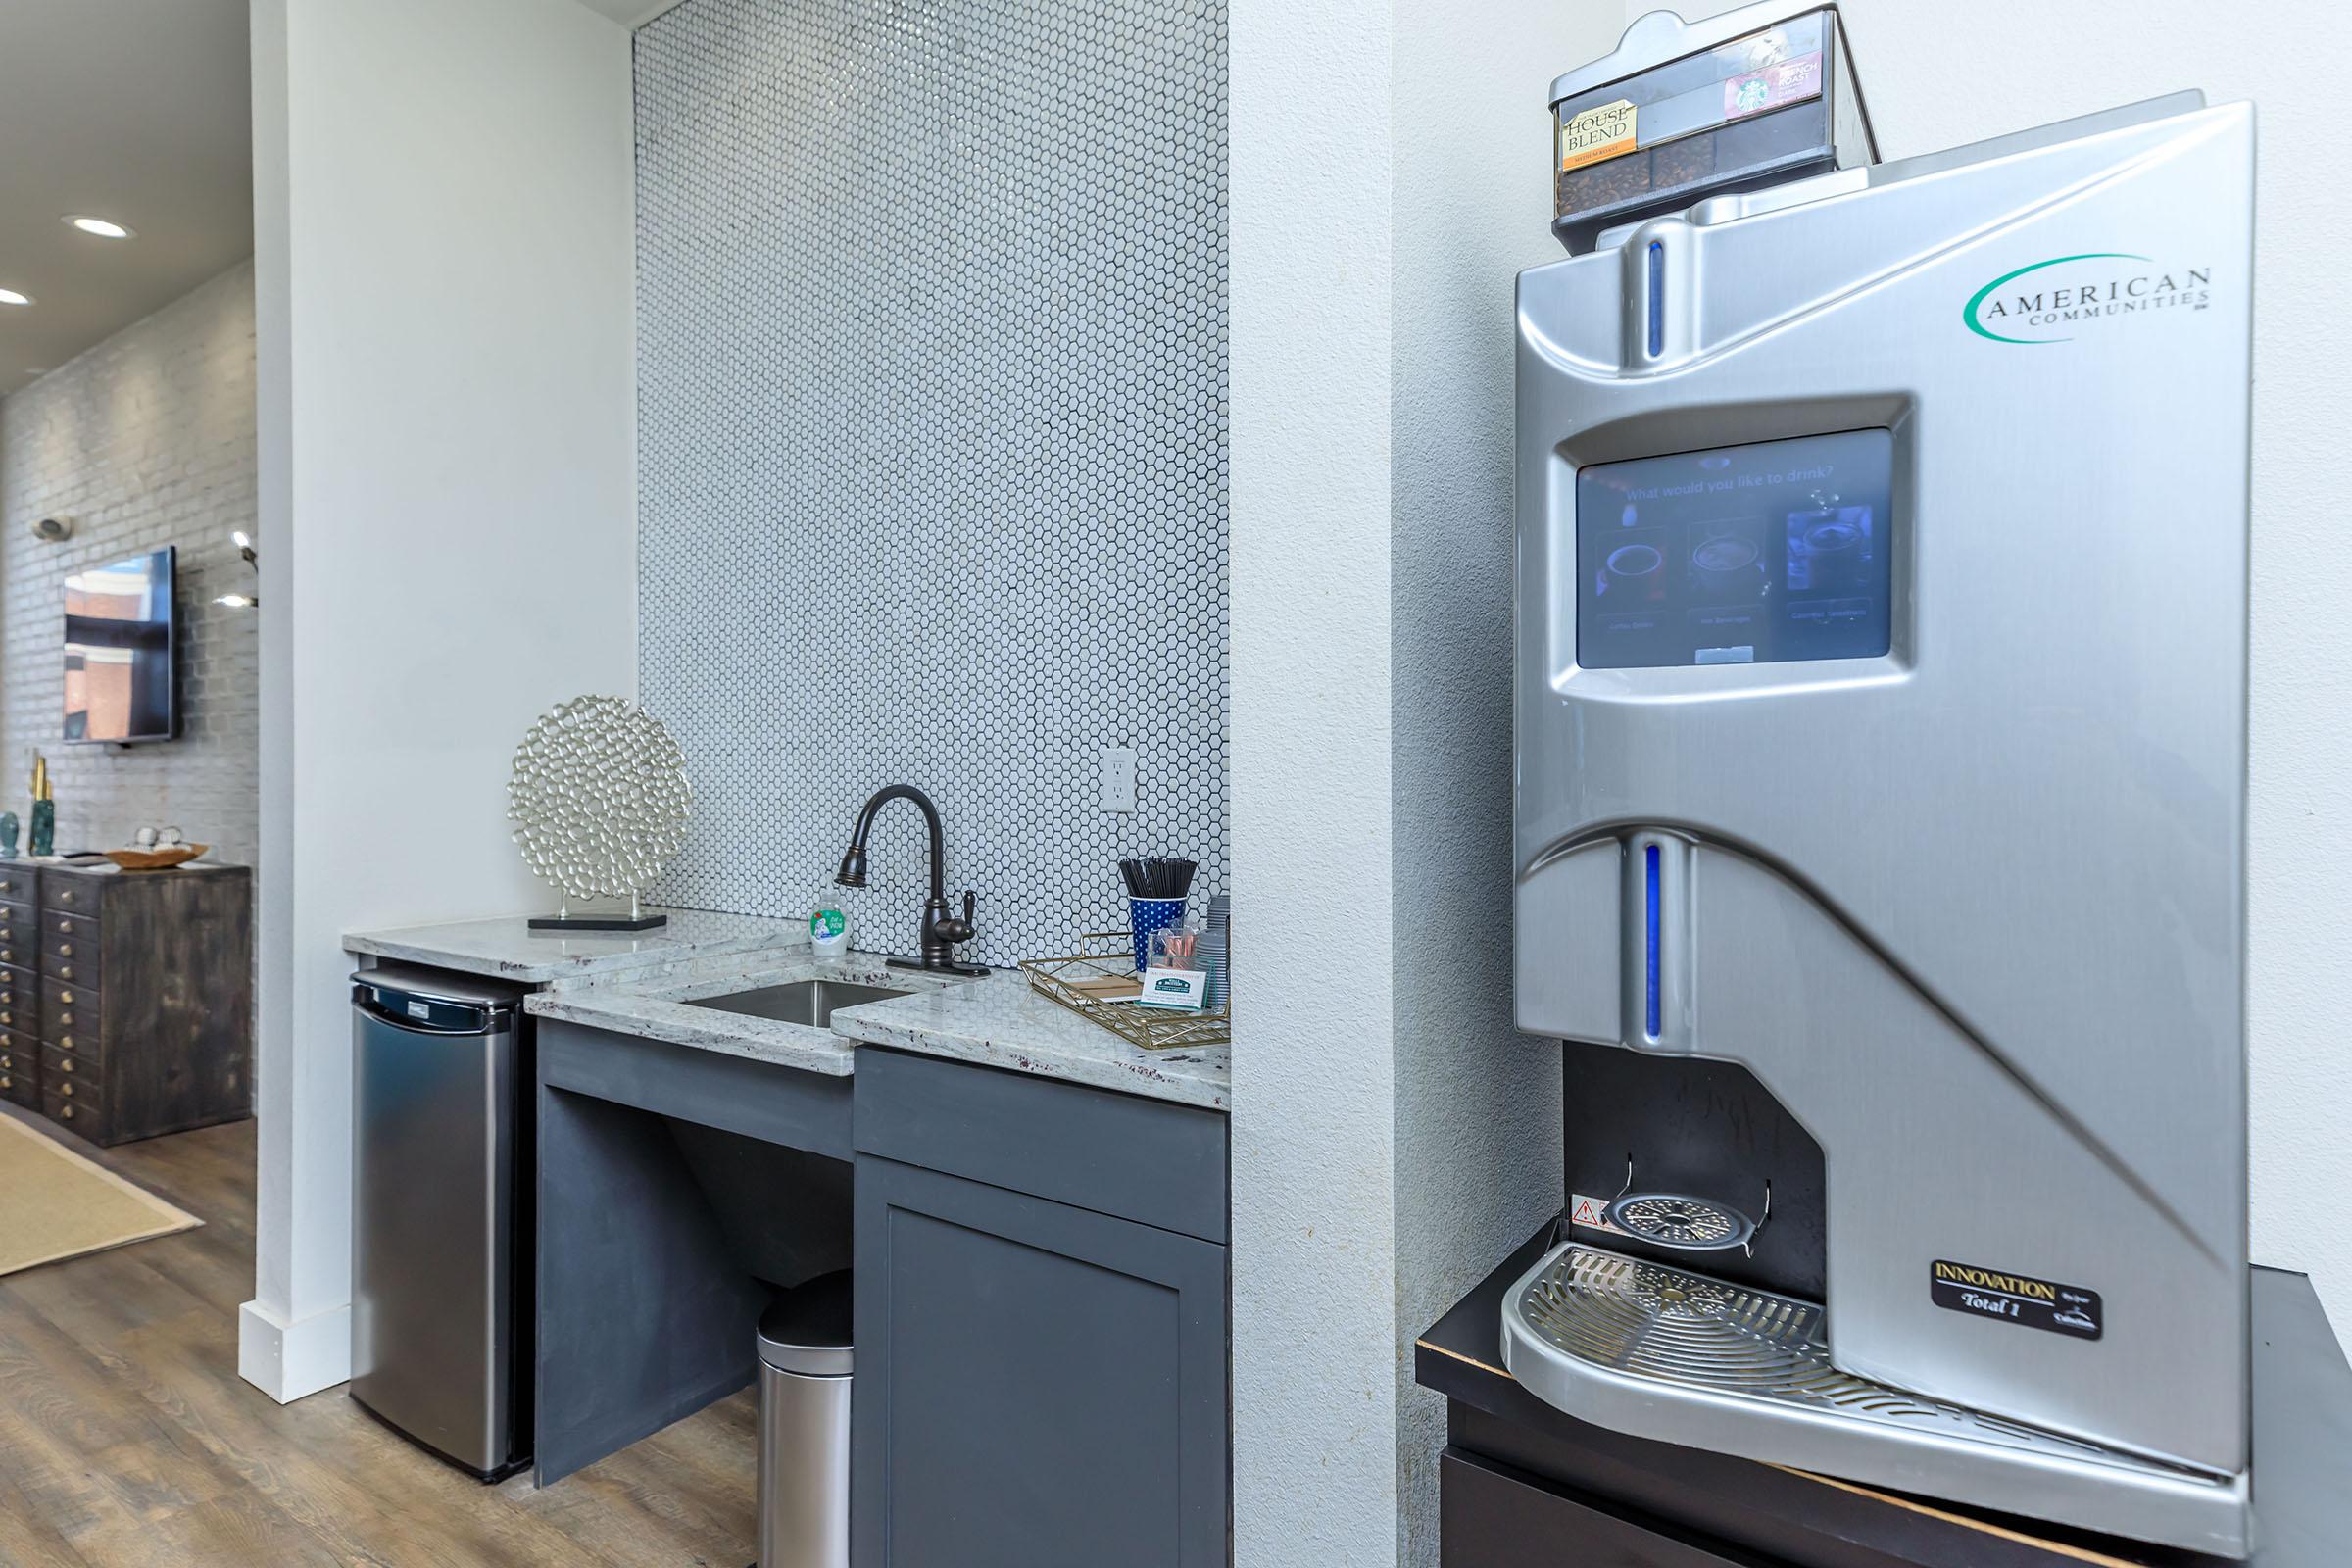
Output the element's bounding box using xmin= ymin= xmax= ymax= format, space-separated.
xmin=1514 ymin=1245 xmax=2131 ymax=1457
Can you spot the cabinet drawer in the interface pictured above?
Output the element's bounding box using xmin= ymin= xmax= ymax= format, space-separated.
xmin=854 ymin=1047 xmax=1229 ymax=1244
xmin=41 ymin=1044 xmax=97 ymax=1094
xmin=0 ymin=899 xmax=34 ymax=952
xmin=0 ymin=867 xmax=34 ymax=904
xmin=39 ymin=876 xmax=97 ymax=915
xmin=42 ymin=911 xmax=98 ymax=986
xmin=0 ymin=964 xmax=32 ymax=1029
xmin=1441 ymin=1449 xmax=1762 ymax=1568
xmin=44 ymin=1067 xmax=98 ymax=1111
xmin=0 ymin=1039 xmax=35 ymax=1107
xmin=42 ymin=1079 xmax=102 ymax=1136
xmin=42 ymin=982 xmax=98 ymax=1055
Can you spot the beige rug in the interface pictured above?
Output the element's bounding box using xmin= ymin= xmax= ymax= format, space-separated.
xmin=0 ymin=1113 xmax=201 ymax=1276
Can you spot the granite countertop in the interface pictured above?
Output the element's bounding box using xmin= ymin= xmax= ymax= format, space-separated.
xmin=358 ymin=909 xmax=1231 ymax=1110
xmin=528 ymin=948 xmax=1232 ymax=1111
xmin=343 ymin=907 xmax=808 ymax=983
xmin=525 ymin=954 xmax=966 ymax=1076
xmin=828 ymin=967 xmax=1230 ymax=1111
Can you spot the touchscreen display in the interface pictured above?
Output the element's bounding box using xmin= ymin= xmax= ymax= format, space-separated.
xmin=1575 ymin=429 xmax=1893 ymax=669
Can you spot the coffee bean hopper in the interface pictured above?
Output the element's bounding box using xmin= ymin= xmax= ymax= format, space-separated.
xmin=1507 ymin=3 xmax=2256 ymax=1554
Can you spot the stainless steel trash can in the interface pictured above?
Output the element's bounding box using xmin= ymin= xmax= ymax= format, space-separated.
xmin=757 ymin=1271 xmax=853 ymax=1568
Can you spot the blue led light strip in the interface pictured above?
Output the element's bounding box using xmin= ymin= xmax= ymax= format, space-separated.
xmin=1644 ymin=843 xmax=1661 ymax=1039
xmin=1646 ymin=241 xmax=1665 ymax=358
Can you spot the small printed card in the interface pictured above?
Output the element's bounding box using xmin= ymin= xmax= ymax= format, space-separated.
xmin=1135 ymin=965 xmax=1207 ymax=1011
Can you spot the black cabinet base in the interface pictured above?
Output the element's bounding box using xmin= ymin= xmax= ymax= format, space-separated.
xmin=1443 ymin=1449 xmax=1758 ymax=1568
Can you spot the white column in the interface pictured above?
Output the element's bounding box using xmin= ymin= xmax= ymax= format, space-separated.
xmin=240 ymin=0 xmax=638 ymax=1402
xmin=1229 ymin=0 xmax=1399 ymax=1560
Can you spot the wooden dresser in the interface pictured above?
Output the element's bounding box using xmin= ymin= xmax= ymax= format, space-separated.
xmin=0 ymin=861 xmax=253 ymax=1146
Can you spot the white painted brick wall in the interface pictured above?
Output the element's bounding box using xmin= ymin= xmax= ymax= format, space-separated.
xmin=0 ymin=262 xmax=259 ymax=869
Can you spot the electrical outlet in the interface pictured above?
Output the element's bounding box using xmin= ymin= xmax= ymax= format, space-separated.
xmin=1101 ymin=746 xmax=1138 ymax=813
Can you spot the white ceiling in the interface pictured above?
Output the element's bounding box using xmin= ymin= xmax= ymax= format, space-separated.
xmin=0 ymin=0 xmax=254 ymax=390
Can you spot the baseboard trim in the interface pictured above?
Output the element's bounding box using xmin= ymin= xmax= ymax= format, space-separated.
xmin=238 ymin=1297 xmax=351 ymax=1403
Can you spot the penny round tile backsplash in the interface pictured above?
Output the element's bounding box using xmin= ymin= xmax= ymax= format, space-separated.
xmin=634 ymin=0 xmax=1229 ymax=968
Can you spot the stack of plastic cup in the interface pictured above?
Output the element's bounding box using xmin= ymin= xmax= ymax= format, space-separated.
xmin=1201 ymin=894 xmax=1231 ymax=1010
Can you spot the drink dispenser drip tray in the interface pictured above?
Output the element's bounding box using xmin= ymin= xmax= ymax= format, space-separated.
xmin=1605 ymin=1191 xmax=1759 ymax=1253
xmin=1501 ymin=1243 xmax=2249 ymax=1551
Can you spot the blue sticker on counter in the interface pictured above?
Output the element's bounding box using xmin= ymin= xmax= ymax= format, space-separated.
xmin=1931 ymin=1260 xmax=2102 ymax=1341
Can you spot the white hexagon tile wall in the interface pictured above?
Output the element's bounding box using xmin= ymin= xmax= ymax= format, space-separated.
xmin=633 ymin=0 xmax=1229 ymax=968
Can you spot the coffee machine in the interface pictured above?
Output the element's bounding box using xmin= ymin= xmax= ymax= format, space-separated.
xmin=1506 ymin=5 xmax=2255 ymax=1555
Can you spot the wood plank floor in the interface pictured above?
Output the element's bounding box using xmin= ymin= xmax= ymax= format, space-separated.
xmin=0 ymin=1107 xmax=759 ymax=1567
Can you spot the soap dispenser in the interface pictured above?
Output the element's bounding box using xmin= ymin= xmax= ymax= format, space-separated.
xmin=810 ymin=891 xmax=851 ymax=960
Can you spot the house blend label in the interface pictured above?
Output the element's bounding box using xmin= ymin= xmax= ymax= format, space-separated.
xmin=1931 ymin=1260 xmax=2103 ymax=1341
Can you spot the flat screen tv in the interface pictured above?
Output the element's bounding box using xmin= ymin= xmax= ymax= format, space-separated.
xmin=63 ymin=546 xmax=178 ymax=745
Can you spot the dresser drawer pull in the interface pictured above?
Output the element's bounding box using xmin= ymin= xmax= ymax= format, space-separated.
xmin=57 ymin=991 xmax=72 ymax=1006
xmin=58 ymin=966 xmax=72 ymax=981
xmin=1 ymin=1077 xmax=11 ymax=1091
xmin=55 ymin=919 xmax=70 ymax=933
xmin=57 ymin=1058 xmax=73 ymax=1075
xmin=60 ymin=1083 xmax=73 ymax=1099
xmin=57 ymin=891 xmax=73 ymax=906
xmin=60 ymin=1105 xmax=73 ymax=1120
xmin=56 ymin=942 xmax=70 ymax=956
xmin=57 ymin=1035 xmax=72 ymax=1052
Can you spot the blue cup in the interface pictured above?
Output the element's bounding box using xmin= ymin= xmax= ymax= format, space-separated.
xmin=1127 ymin=897 xmax=1186 ymax=973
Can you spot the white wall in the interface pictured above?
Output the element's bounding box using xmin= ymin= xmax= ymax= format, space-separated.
xmin=1229 ymin=0 xmax=1398 ymax=1561
xmin=1657 ymin=0 xmax=2352 ymax=1340
xmin=1389 ymin=7 xmax=1624 ymax=1562
xmin=0 ymin=262 xmax=260 ymax=868
xmin=1233 ymin=1 xmax=1627 ymax=1561
xmin=241 ymin=0 xmax=637 ymax=1401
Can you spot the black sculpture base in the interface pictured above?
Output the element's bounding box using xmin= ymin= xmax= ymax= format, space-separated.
xmin=529 ymin=912 xmax=669 ymax=932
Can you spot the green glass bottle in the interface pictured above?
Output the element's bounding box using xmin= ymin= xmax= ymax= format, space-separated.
xmin=26 ymin=752 xmax=52 ymax=858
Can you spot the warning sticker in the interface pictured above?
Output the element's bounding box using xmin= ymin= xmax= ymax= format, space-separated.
xmin=1931 ymin=1259 xmax=2103 ymax=1341
xmin=1569 ymin=1193 xmax=1631 ymax=1237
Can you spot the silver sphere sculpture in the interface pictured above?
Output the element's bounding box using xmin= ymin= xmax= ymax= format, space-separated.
xmin=507 ymin=695 xmax=692 ymax=913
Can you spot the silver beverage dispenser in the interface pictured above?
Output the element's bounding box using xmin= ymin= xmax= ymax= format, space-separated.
xmin=1505 ymin=6 xmax=2256 ymax=1555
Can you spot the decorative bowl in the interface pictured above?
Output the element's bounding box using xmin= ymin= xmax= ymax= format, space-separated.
xmin=104 ymin=844 xmax=208 ymax=872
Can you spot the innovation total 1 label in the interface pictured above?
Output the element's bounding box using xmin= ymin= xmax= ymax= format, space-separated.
xmin=1931 ymin=1260 xmax=2103 ymax=1341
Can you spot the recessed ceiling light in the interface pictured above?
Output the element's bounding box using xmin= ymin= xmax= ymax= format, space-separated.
xmin=0 ymin=289 xmax=31 ymax=307
xmin=64 ymin=215 xmax=134 ymax=239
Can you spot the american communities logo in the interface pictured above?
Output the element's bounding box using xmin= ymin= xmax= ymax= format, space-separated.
xmin=1962 ymin=252 xmax=2212 ymax=345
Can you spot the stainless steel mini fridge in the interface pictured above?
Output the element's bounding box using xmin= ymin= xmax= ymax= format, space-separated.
xmin=350 ymin=964 xmax=532 ymax=1479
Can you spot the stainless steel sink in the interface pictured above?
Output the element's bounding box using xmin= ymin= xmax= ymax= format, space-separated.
xmin=684 ymin=978 xmax=908 ymax=1028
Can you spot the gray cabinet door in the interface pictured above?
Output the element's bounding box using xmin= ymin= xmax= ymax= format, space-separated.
xmin=854 ymin=1154 xmax=1228 ymax=1568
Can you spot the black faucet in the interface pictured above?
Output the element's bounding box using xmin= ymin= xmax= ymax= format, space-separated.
xmin=836 ymin=785 xmax=987 ymax=975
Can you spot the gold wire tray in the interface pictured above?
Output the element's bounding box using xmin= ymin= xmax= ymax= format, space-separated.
xmin=1021 ymin=932 xmax=1231 ymax=1053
